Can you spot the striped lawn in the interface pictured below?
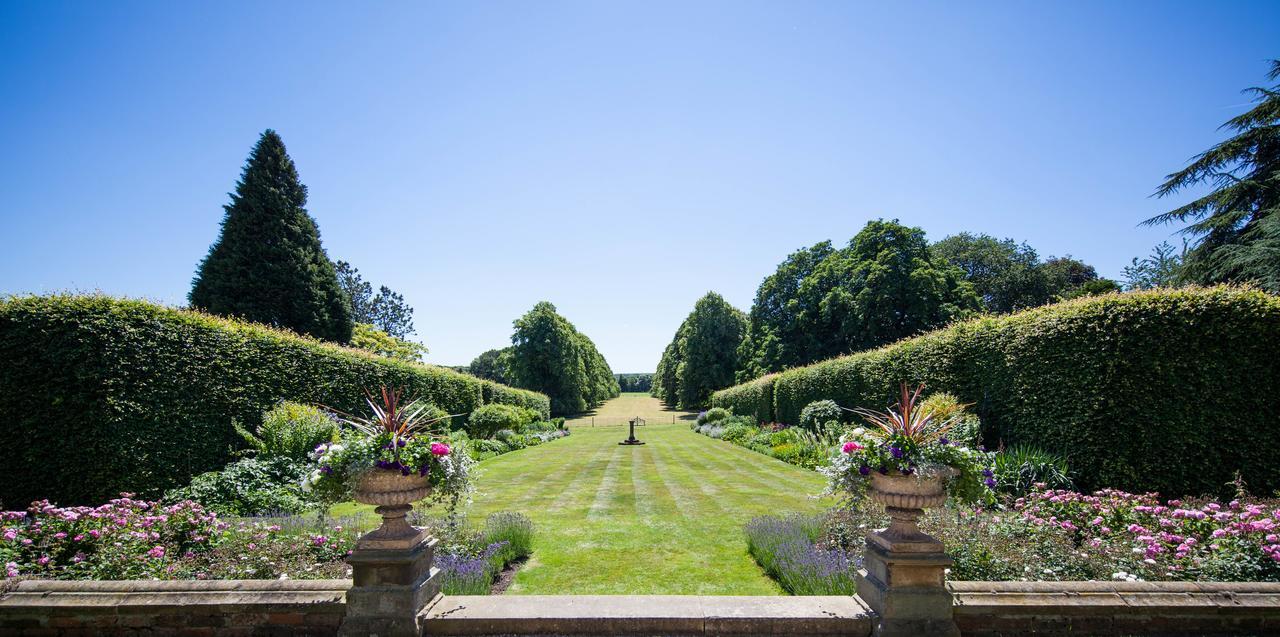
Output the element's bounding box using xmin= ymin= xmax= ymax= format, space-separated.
xmin=459 ymin=393 xmax=832 ymax=594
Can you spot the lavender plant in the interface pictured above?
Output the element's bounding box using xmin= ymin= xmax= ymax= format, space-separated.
xmin=745 ymin=514 xmax=859 ymax=595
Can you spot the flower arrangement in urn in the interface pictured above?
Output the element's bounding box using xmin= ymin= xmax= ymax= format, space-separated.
xmin=302 ymin=387 xmax=473 ymax=509
xmin=825 ymin=382 xmax=994 ymax=506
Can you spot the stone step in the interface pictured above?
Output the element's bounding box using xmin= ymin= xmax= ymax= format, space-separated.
xmin=423 ymin=595 xmax=873 ymax=636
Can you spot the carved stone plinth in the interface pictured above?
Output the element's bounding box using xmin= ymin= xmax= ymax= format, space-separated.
xmin=340 ymin=535 xmax=441 ymax=637
xmin=857 ymin=473 xmax=960 ymax=637
xmin=340 ymin=471 xmax=440 ymax=637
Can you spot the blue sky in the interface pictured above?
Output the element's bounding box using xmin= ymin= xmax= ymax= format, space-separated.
xmin=2 ymin=1 xmax=1277 ymax=371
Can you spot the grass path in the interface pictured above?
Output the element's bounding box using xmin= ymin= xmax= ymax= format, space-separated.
xmin=459 ymin=393 xmax=832 ymax=594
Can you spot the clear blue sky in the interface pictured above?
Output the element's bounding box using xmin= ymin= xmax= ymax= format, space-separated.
xmin=2 ymin=2 xmax=1277 ymax=371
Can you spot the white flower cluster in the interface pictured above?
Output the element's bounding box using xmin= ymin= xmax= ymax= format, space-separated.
xmin=300 ymin=443 xmax=344 ymax=493
xmin=1111 ymin=571 xmax=1142 ymax=582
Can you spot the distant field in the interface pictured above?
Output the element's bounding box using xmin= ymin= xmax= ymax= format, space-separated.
xmin=458 ymin=393 xmax=832 ymax=594
xmin=563 ymin=391 xmax=696 ymax=428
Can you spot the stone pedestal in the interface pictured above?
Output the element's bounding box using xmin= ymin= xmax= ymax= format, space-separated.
xmin=856 ymin=502 xmax=960 ymax=637
xmin=339 ymin=503 xmax=442 ymax=637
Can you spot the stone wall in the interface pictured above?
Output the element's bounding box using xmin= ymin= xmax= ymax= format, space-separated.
xmin=0 ymin=579 xmax=347 ymax=636
xmin=951 ymin=581 xmax=1280 ymax=636
xmin=3 ymin=579 xmax=1280 ymax=636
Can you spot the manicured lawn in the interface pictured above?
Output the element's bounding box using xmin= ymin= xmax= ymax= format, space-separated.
xmin=458 ymin=393 xmax=832 ymax=594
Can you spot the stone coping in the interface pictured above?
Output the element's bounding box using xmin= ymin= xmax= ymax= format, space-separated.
xmin=424 ymin=595 xmax=873 ymax=636
xmin=950 ymin=579 xmax=1280 ymax=608
xmin=4 ymin=579 xmax=1280 ymax=636
xmin=0 ymin=578 xmax=349 ymax=610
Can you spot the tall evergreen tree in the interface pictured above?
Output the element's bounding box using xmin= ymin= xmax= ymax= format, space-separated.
xmin=190 ymin=130 xmax=352 ymax=343
xmin=1145 ymin=60 xmax=1280 ymax=290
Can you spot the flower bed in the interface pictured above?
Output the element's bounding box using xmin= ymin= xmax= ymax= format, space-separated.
xmin=1 ymin=495 xmax=533 ymax=590
xmin=748 ymin=486 xmax=1280 ymax=595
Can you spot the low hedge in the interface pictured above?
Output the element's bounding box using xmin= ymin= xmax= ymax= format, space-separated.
xmin=0 ymin=294 xmax=549 ymax=507
xmin=710 ymin=373 xmax=778 ymax=424
xmin=711 ymin=287 xmax=1280 ymax=497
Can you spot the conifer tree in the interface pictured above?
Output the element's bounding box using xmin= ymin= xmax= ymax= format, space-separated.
xmin=1146 ymin=60 xmax=1280 ymax=290
xmin=189 ymin=130 xmax=353 ymax=343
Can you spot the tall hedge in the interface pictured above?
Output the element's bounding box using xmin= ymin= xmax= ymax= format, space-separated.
xmin=710 ymin=373 xmax=778 ymax=423
xmin=711 ymin=287 xmax=1280 ymax=497
xmin=0 ymin=295 xmax=549 ymax=507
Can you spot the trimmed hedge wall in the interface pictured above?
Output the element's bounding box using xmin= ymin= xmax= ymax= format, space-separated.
xmin=709 ymin=373 xmax=778 ymax=424
xmin=0 ymin=295 xmax=549 ymax=507
xmin=711 ymin=287 xmax=1280 ymax=497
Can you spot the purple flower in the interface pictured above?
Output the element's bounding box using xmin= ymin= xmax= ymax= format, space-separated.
xmin=982 ymin=469 xmax=994 ymax=478
xmin=984 ymin=478 xmax=997 ymax=488
xmin=858 ymin=465 xmax=871 ymax=476
xmin=939 ymin=437 xmax=950 ymax=445
xmin=889 ymin=446 xmax=904 ymax=459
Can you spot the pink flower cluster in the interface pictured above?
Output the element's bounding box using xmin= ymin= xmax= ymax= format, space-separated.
xmin=1015 ymin=486 xmax=1280 ymax=576
xmin=0 ymin=494 xmax=357 ymax=581
xmin=0 ymin=494 xmax=224 ymax=580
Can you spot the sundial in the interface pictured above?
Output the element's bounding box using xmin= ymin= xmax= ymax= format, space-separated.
xmin=618 ymin=416 xmax=646 ymax=445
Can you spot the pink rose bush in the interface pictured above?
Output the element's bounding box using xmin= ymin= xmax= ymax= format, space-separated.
xmin=1013 ymin=486 xmax=1280 ymax=581
xmin=0 ymin=495 xmax=357 ymax=581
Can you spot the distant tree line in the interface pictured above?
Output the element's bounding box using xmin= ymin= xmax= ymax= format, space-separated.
xmin=654 ymin=219 xmax=1121 ymax=408
xmin=615 ymin=373 xmax=653 ymax=393
xmin=467 ymin=302 xmax=619 ymax=415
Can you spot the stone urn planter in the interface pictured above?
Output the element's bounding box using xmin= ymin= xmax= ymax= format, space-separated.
xmin=858 ymin=467 xmax=961 ymax=637
xmin=867 ymin=468 xmax=955 ymax=551
xmin=352 ymin=469 xmax=432 ymax=551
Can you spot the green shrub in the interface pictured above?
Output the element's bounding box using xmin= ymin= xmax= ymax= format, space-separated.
xmin=468 ymin=404 xmax=528 ymax=439
xmin=713 ymin=287 xmax=1280 ymax=496
xmin=494 ymin=429 xmax=525 ymax=450
xmin=710 ymin=373 xmax=777 ymax=423
xmin=703 ymin=407 xmax=731 ymax=424
xmin=471 ymin=439 xmax=510 ymax=455
xmin=721 ymin=422 xmax=759 ymax=445
xmin=163 ymin=457 xmax=310 ymax=516
xmin=235 ymin=401 xmax=339 ymax=462
xmin=919 ymin=392 xmax=982 ymax=447
xmin=480 ymin=380 xmax=551 ymax=420
xmin=798 ymin=400 xmax=842 ymax=431
xmin=0 ymin=294 xmax=548 ymax=506
xmin=483 ymin=511 xmax=534 ymax=564
xmin=993 ymin=445 xmax=1074 ymax=497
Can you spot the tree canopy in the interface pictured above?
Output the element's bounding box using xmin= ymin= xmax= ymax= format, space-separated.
xmin=1123 ymin=242 xmax=1186 ymax=291
xmin=189 ymin=130 xmax=352 ymax=343
xmin=348 ymin=322 xmax=426 ymax=362
xmin=653 ymin=292 xmax=747 ymax=409
xmin=931 ymin=233 xmax=1052 ymax=313
xmin=738 ymin=220 xmax=978 ymax=380
xmin=1146 ymin=59 xmax=1280 ymax=291
xmin=334 ymin=261 xmax=416 ymax=339
xmin=468 ymin=348 xmax=512 ymax=385
xmin=507 ymin=302 xmax=619 ymax=415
